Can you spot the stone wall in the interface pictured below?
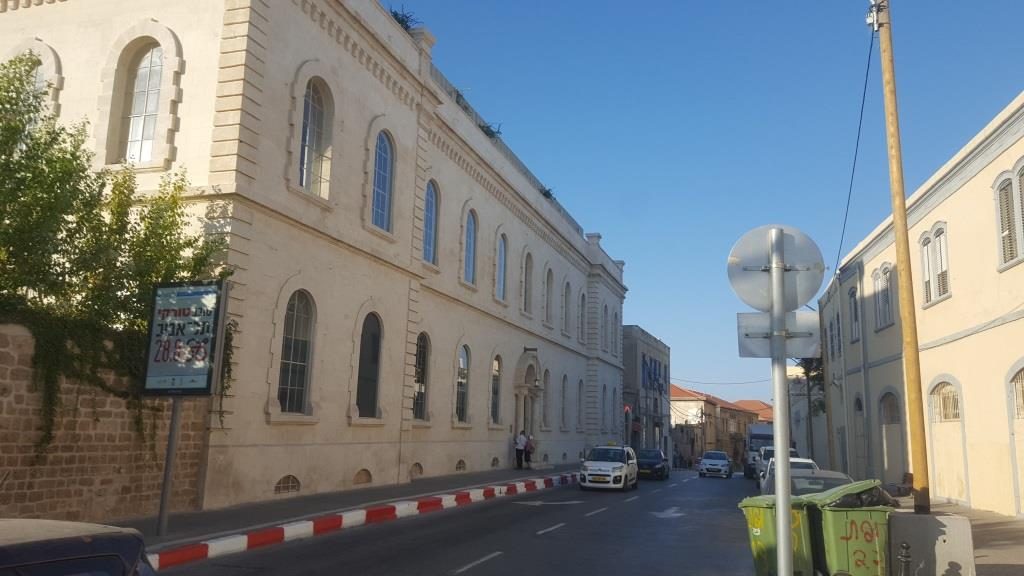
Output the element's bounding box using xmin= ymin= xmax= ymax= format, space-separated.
xmin=0 ymin=324 xmax=209 ymax=522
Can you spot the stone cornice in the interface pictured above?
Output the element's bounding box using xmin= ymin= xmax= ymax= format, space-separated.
xmin=0 ymin=0 xmax=67 ymax=14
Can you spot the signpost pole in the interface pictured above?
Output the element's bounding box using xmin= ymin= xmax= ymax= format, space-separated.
xmin=769 ymin=227 xmax=793 ymax=576
xmin=157 ymin=395 xmax=183 ymax=537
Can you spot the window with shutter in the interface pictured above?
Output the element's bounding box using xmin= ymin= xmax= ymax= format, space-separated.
xmin=999 ymin=180 xmax=1017 ymax=263
xmin=920 ymin=238 xmax=933 ymax=303
xmin=1013 ymin=369 xmax=1024 ymax=419
xmin=935 ymin=229 xmax=949 ymax=297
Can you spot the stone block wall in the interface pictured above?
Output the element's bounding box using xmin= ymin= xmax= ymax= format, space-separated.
xmin=0 ymin=324 xmax=209 ymax=522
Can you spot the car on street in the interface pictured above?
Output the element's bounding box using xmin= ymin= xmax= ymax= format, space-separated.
xmin=636 ymin=448 xmax=670 ymax=480
xmin=0 ymin=519 xmax=156 ymax=575
xmin=698 ymin=450 xmax=733 ymax=478
xmin=755 ymin=446 xmax=799 ymax=481
xmin=760 ymin=468 xmax=854 ymax=496
xmin=758 ymin=457 xmax=820 ymax=493
xmin=579 ymin=445 xmax=639 ymax=491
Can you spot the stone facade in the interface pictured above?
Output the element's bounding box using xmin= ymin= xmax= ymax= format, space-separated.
xmin=621 ymin=325 xmax=670 ymax=453
xmin=669 ymin=386 xmax=758 ymax=464
xmin=820 ymin=90 xmax=1024 ymax=516
xmin=0 ymin=325 xmax=208 ymax=521
xmin=0 ymin=0 xmax=626 ymax=511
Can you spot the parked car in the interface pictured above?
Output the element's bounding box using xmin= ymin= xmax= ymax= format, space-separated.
xmin=0 ymin=519 xmax=156 ymax=575
xmin=760 ymin=468 xmax=854 ymax=496
xmin=698 ymin=450 xmax=732 ymax=478
xmin=636 ymin=448 xmax=670 ymax=480
xmin=758 ymin=457 xmax=821 ymax=493
xmin=579 ymin=445 xmax=639 ymax=491
xmin=755 ymin=446 xmax=799 ymax=481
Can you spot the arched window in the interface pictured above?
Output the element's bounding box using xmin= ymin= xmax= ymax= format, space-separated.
xmin=413 ymin=333 xmax=429 ymax=420
xmin=278 ymin=291 xmax=314 ymax=414
xmin=935 ymin=228 xmax=949 ymax=298
xmin=544 ymin=268 xmax=555 ymax=325
xmin=123 ymin=44 xmax=162 ymax=163
xmin=873 ymin=265 xmax=894 ymax=328
xmin=495 ymin=235 xmax=507 ymax=301
xmin=997 ymin=179 xmax=1018 ymax=264
xmin=523 ymin=253 xmax=534 ymax=313
xmin=931 ymin=382 xmax=960 ymax=422
xmin=542 ymin=370 xmax=551 ymax=427
xmin=602 ymin=305 xmax=609 ymax=350
xmin=578 ymin=293 xmax=586 ymax=342
xmin=357 ymin=314 xmax=383 ymax=418
xmin=612 ymin=311 xmax=619 ymax=353
xmin=561 ymin=375 xmax=568 ymax=429
xmin=1013 ymin=368 xmax=1024 ymax=419
xmin=577 ymin=379 xmax=585 ymax=429
xmin=921 ymin=237 xmax=933 ymax=303
xmin=880 ymin=393 xmax=901 ymax=424
xmin=372 ymin=132 xmax=394 ymax=231
xmin=849 ymin=288 xmax=861 ymax=342
xmin=463 ymin=211 xmax=477 ymax=284
xmin=298 ymin=79 xmax=331 ymax=198
xmin=423 ymin=181 xmax=438 ymax=264
xmin=562 ymin=282 xmax=571 ymax=333
xmin=490 ymin=356 xmax=502 ymax=424
xmin=455 ymin=346 xmax=470 ymax=423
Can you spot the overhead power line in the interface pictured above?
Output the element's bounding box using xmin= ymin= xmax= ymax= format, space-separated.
xmin=671 ymin=377 xmax=770 ymax=386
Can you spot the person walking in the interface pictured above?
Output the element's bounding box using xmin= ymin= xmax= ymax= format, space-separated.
xmin=514 ymin=430 xmax=527 ymax=470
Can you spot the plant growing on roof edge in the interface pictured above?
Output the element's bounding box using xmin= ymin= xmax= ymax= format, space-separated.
xmin=389 ymin=6 xmax=420 ymax=32
xmin=540 ymin=187 xmax=554 ymax=199
xmin=479 ymin=122 xmax=502 ymax=138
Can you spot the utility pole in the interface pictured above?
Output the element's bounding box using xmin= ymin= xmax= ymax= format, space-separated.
xmin=869 ymin=0 xmax=930 ymax=514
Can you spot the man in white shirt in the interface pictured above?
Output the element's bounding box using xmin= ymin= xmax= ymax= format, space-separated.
xmin=514 ymin=430 xmax=527 ymax=469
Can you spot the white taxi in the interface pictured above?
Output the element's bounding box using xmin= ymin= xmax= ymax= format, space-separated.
xmin=579 ymin=445 xmax=639 ymax=491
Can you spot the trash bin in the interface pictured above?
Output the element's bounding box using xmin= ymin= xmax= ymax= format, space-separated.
xmin=803 ymin=479 xmax=895 ymax=576
xmin=738 ymin=495 xmax=816 ymax=576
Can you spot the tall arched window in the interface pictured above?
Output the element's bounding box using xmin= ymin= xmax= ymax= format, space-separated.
xmin=298 ymin=79 xmax=331 ymax=198
xmin=357 ymin=314 xmax=383 ymax=418
xmin=578 ymin=293 xmax=586 ymax=342
xmin=413 ymin=333 xmax=429 ymax=420
xmin=496 ymin=235 xmax=507 ymax=301
xmin=490 ymin=356 xmax=502 ymax=424
xmin=561 ymin=375 xmax=568 ymax=429
xmin=997 ymin=179 xmax=1018 ymax=264
xmin=542 ymin=370 xmax=551 ymax=427
xmin=577 ymin=379 xmax=585 ymax=429
xmin=930 ymin=382 xmax=960 ymax=422
xmin=1013 ymin=368 xmax=1024 ymax=419
xmin=278 ymin=291 xmax=315 ymax=414
xmin=601 ymin=305 xmax=609 ymax=350
xmin=423 ymin=182 xmax=438 ymax=264
xmin=523 ymin=253 xmax=534 ymax=313
xmin=849 ymin=288 xmax=861 ymax=342
xmin=880 ymin=393 xmax=901 ymax=424
xmin=456 ymin=346 xmax=470 ymax=423
xmin=544 ymin=268 xmax=555 ymax=324
xmin=372 ymin=132 xmax=394 ymax=231
xmin=920 ymin=237 xmax=933 ymax=303
xmin=124 ymin=44 xmax=162 ymax=163
xmin=873 ymin=265 xmax=894 ymax=328
xmin=463 ymin=211 xmax=477 ymax=284
xmin=562 ymin=282 xmax=571 ymax=333
xmin=935 ymin=229 xmax=949 ymax=297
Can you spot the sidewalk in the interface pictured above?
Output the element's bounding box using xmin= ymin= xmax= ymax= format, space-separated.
xmin=930 ymin=501 xmax=1024 ymax=576
xmin=120 ymin=464 xmax=576 ymax=551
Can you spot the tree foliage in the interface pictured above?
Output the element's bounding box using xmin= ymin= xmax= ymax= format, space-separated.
xmin=792 ymin=357 xmax=826 ymax=415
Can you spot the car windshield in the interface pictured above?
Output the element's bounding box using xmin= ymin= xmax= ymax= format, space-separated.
xmin=749 ymin=435 xmax=772 ymax=451
xmin=638 ymin=450 xmax=662 ymax=460
xmin=586 ymin=449 xmax=626 ymax=463
xmin=703 ymin=452 xmax=728 ymax=461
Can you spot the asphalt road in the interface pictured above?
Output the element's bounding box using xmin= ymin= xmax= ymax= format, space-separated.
xmin=164 ymin=470 xmax=759 ymax=576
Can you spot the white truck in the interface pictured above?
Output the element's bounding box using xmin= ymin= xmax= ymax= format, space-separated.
xmin=744 ymin=423 xmax=773 ymax=479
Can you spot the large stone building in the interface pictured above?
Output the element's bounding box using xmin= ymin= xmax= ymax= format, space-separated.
xmin=669 ymin=386 xmax=758 ymax=465
xmin=621 ymin=325 xmax=670 ymax=453
xmin=819 ymin=90 xmax=1024 ymax=516
xmin=0 ymin=0 xmax=626 ymax=511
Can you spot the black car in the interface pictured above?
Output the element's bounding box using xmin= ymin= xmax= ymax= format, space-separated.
xmin=636 ymin=448 xmax=670 ymax=480
xmin=0 ymin=519 xmax=156 ymax=575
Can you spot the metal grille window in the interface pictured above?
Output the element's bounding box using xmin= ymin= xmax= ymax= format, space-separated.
xmin=274 ymin=475 xmax=301 ymax=494
xmin=1013 ymin=369 xmax=1024 ymax=419
xmin=490 ymin=356 xmax=501 ymax=424
xmin=298 ymin=80 xmax=330 ymax=197
xmin=423 ymin=182 xmax=438 ymax=264
xmin=998 ymin=179 xmax=1019 ymax=264
xmin=356 ymin=314 xmax=382 ymax=418
xmin=277 ymin=291 xmax=314 ymax=414
xmin=523 ymin=253 xmax=533 ymax=313
xmin=935 ymin=229 xmax=949 ymax=297
xmin=456 ymin=346 xmax=470 ymax=423
xmin=463 ymin=211 xmax=477 ymax=284
xmin=880 ymin=393 xmax=901 ymax=424
xmin=931 ymin=382 xmax=960 ymax=422
xmin=921 ymin=237 xmax=933 ymax=303
xmin=849 ymin=289 xmax=860 ymax=342
xmin=544 ymin=268 xmax=554 ymax=324
xmin=413 ymin=333 xmax=429 ymax=420
xmin=372 ymin=132 xmax=393 ymax=231
xmin=495 ymin=235 xmax=507 ymax=300
xmin=124 ymin=44 xmax=162 ymax=163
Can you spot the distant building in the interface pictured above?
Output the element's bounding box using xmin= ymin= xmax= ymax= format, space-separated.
xmin=670 ymin=386 xmax=759 ymax=464
xmin=621 ymin=326 xmax=671 ymax=454
xmin=734 ymin=399 xmax=773 ymax=423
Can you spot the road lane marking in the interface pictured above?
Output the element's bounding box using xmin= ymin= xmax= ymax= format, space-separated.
xmin=652 ymin=488 xmax=662 ymax=493
xmin=584 ymin=507 xmax=608 ymax=517
xmin=651 ymin=507 xmax=686 ymax=519
xmin=668 ymin=483 xmax=678 ymax=488
xmin=453 ymin=551 xmax=503 ymax=574
xmin=625 ymin=496 xmax=639 ymax=502
xmin=536 ymin=523 xmax=565 ymax=535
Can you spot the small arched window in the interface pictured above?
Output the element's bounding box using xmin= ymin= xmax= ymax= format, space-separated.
xmin=372 ymin=132 xmax=394 ymax=231
xmin=463 ymin=211 xmax=477 ymax=284
xmin=490 ymin=356 xmax=502 ymax=424
xmin=544 ymin=268 xmax=555 ymax=325
xmin=413 ymin=332 xmax=429 ymax=420
xmin=880 ymin=393 xmax=901 ymax=424
xmin=578 ymin=293 xmax=586 ymax=342
xmin=423 ymin=181 xmax=439 ymax=264
xmin=278 ymin=291 xmax=315 ymax=414
xmin=357 ymin=314 xmax=383 ymax=418
xmin=123 ymin=44 xmax=162 ymax=164
xmin=298 ymin=79 xmax=332 ymax=198
xmin=496 ymin=235 xmax=507 ymax=301
xmin=523 ymin=253 xmax=534 ymax=313
xmin=455 ymin=345 xmax=470 ymax=423
xmin=931 ymin=382 xmax=960 ymax=422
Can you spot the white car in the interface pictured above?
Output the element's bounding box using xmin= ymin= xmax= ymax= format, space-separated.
xmin=758 ymin=457 xmax=820 ymax=494
xmin=698 ymin=450 xmax=733 ymax=478
xmin=579 ymin=446 xmax=639 ymax=491
xmin=755 ymin=446 xmax=799 ymax=482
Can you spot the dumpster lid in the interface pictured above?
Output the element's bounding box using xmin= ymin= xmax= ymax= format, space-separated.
xmin=802 ymin=479 xmax=885 ymax=507
xmin=738 ymin=494 xmax=810 ymax=510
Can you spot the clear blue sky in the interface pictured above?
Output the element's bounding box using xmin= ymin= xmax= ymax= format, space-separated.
xmin=393 ymin=1 xmax=1024 ymax=402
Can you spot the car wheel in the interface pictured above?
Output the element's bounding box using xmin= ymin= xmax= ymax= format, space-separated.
xmin=633 ymin=475 xmax=640 ymax=490
xmin=699 ymin=472 xmax=705 ymax=477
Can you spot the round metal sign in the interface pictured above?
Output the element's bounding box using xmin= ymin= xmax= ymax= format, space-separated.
xmin=727 ymin=224 xmax=825 ymax=312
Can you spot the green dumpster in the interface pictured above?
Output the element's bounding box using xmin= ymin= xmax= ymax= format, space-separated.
xmin=738 ymin=495 xmax=815 ymax=576
xmin=803 ymin=479 xmax=894 ymax=576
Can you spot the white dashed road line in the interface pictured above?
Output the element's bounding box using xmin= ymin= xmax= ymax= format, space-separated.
xmin=668 ymin=483 xmax=678 ymax=488
xmin=453 ymin=551 xmax=503 ymax=574
xmin=584 ymin=507 xmax=608 ymax=517
xmin=651 ymin=488 xmax=662 ymax=493
xmin=625 ymin=496 xmax=639 ymax=502
xmin=536 ymin=523 xmax=565 ymax=536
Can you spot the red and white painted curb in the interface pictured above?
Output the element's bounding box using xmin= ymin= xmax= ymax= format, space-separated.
xmin=148 ymin=472 xmax=578 ymax=571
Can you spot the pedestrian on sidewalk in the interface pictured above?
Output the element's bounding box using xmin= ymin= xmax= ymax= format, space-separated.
xmin=514 ymin=430 xmax=527 ymax=469
xmin=525 ymin=435 xmax=535 ymax=469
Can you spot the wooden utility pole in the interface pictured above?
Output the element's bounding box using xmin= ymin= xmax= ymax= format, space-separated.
xmin=870 ymin=0 xmax=930 ymax=514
